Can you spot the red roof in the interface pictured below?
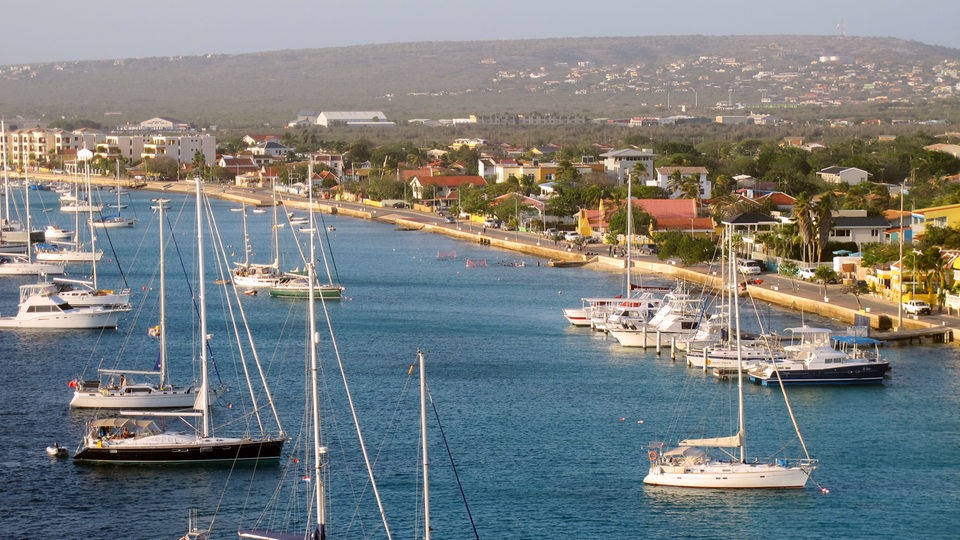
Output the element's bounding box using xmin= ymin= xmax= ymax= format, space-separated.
xmin=632 ymin=198 xmax=697 ymax=219
xmin=412 ymin=175 xmax=486 ymax=188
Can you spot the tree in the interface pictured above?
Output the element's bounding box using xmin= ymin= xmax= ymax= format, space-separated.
xmin=653 ymin=231 xmax=716 ymax=266
xmin=792 ymin=192 xmax=815 ymax=263
xmin=812 ymin=191 xmax=838 ymax=263
xmin=843 ymin=281 xmax=871 ymax=310
xmin=667 ymin=169 xmax=700 ymax=201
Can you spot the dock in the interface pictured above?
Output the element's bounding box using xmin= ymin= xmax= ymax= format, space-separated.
xmin=871 ymin=326 xmax=954 ymax=345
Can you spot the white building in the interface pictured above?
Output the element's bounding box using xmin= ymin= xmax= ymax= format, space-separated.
xmin=316 ymin=111 xmax=394 ymax=127
xmin=654 ymin=166 xmax=712 ymax=199
xmin=817 ymin=166 xmax=870 ymax=186
xmin=142 ymin=134 xmax=216 ymax=165
xmin=600 ymin=148 xmax=656 ymax=185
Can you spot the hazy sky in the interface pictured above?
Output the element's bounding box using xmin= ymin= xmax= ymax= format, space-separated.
xmin=3 ymin=0 xmax=957 ymax=65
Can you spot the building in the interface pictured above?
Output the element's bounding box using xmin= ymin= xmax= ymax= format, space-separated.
xmin=142 ymin=134 xmax=216 ymax=166
xmin=654 ymin=166 xmax=712 ymax=199
xmin=409 ymin=175 xmax=486 ymax=208
xmin=139 ymin=117 xmax=191 ymax=131
xmin=316 ymin=111 xmax=394 ymax=127
xmin=817 ymin=166 xmax=870 ymax=186
xmin=600 ymin=148 xmax=656 ymax=185
xmin=5 ymin=127 xmax=86 ymax=169
xmin=828 ymin=210 xmax=889 ymax=247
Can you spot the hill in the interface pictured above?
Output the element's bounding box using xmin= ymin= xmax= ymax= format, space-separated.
xmin=0 ymin=35 xmax=957 ymax=128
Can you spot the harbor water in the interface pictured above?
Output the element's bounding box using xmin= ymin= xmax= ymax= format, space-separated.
xmin=0 ymin=186 xmax=958 ymax=538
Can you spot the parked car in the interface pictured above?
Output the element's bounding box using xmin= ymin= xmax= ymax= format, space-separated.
xmin=443 ymin=215 xmax=456 ymax=223
xmin=563 ymin=232 xmax=583 ymax=242
xmin=544 ymin=228 xmax=559 ymax=237
xmin=797 ymin=268 xmax=817 ymax=280
xmin=902 ymin=300 xmax=932 ymax=315
xmin=737 ymin=260 xmax=761 ymax=275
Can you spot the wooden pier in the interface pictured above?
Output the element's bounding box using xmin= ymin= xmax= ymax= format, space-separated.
xmin=872 ymin=326 xmax=954 ymax=346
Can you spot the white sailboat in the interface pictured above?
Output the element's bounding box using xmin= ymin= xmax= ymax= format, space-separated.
xmin=238 ymin=185 xmax=390 ymax=539
xmin=0 ymin=120 xmax=44 ymax=252
xmin=642 ymin=220 xmax=818 ymax=489
xmin=73 ymin=179 xmax=286 ymax=464
xmin=37 ymin=150 xmax=104 ymax=262
xmin=0 ymin=168 xmax=65 ymax=276
xmin=233 ymin=184 xmax=283 ymax=287
xmin=91 ymin=162 xmax=137 ymax=228
xmin=69 ymin=203 xmax=202 ymax=409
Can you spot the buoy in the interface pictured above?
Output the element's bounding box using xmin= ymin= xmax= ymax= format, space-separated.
xmin=648 ymin=451 xmax=658 ymax=461
xmin=619 ymin=417 xmax=625 ymax=422
xmin=638 ymin=420 xmax=644 ymax=424
xmin=821 ymin=487 xmax=830 ymax=494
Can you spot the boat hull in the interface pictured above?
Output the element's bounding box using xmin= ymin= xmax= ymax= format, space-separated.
xmin=73 ymin=436 xmax=285 ymax=464
xmin=269 ymin=285 xmax=343 ymax=299
xmin=0 ymin=260 xmax=66 ymax=275
xmin=643 ymin=462 xmax=812 ymax=489
xmin=749 ymin=363 xmax=890 ymax=385
xmin=0 ymin=309 xmax=122 ymax=329
xmin=70 ymin=386 xmax=199 ymax=409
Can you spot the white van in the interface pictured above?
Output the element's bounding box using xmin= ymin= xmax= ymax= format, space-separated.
xmin=737 ymin=260 xmax=761 ymax=275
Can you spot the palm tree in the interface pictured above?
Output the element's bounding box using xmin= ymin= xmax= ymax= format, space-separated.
xmin=791 ymin=193 xmax=814 ymax=263
xmin=667 ymin=169 xmax=700 ymax=201
xmin=812 ymin=192 xmax=838 ymax=263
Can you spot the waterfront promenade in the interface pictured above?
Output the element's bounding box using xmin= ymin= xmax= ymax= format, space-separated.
xmin=27 ymin=173 xmax=959 ymax=343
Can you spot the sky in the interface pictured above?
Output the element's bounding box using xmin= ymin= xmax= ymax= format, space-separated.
xmin=3 ymin=0 xmax=958 ymax=65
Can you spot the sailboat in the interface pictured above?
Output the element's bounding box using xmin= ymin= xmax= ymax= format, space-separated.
xmin=642 ymin=219 xmax=817 ymax=489
xmin=0 ymin=168 xmax=66 ymax=276
xmin=91 ymin=162 xmax=137 ymax=228
xmin=73 ymin=179 xmax=285 ymax=464
xmin=69 ymin=203 xmax=202 ymax=409
xmin=36 ymin=149 xmax=105 ymax=263
xmin=238 ymin=183 xmax=390 ymax=539
xmin=233 ymin=183 xmax=283 ymax=287
xmin=0 ymin=120 xmax=45 ymax=252
xmin=268 ymin=166 xmax=345 ymax=300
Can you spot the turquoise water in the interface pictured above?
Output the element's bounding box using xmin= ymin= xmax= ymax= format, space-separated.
xmin=1 ymin=187 xmax=959 ymax=538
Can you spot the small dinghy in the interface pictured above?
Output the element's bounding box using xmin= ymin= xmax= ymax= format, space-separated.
xmin=46 ymin=443 xmax=68 ymax=457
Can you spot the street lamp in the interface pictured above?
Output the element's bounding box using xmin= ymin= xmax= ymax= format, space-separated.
xmin=897 ymin=179 xmax=906 ymax=330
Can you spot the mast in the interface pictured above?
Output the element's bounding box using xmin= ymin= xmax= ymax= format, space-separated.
xmin=1 ymin=120 xmax=8 ymax=237
xmin=729 ymin=223 xmax=746 ymax=463
xmin=24 ymin=168 xmax=32 ymax=260
xmin=307 ymin=171 xmax=326 ymax=536
xmin=195 ymin=178 xmax=210 ymax=437
xmin=419 ymin=350 xmax=431 ymax=540
xmin=625 ymin=173 xmax=632 ymax=294
xmin=158 ymin=202 xmax=168 ymax=388
xmin=271 ymin=178 xmax=280 ymax=269
xmin=85 ymin=153 xmax=98 ymax=287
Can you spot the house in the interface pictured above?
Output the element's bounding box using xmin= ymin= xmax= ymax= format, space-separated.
xmin=817 ymin=166 xmax=870 ymax=186
xmin=600 ymin=148 xmax=656 ymax=185
xmin=654 ymin=166 xmax=712 ymax=199
xmin=828 ymin=210 xmax=889 ymax=247
xmin=218 ymin=155 xmax=259 ymax=178
xmin=409 ymin=175 xmax=486 ymax=209
xmin=909 ymin=203 xmax=960 ymax=242
xmin=251 ymin=140 xmax=292 ymax=159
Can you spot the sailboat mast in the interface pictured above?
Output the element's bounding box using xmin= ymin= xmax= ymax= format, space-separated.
xmin=271 ymin=178 xmax=279 ymax=269
xmin=625 ymin=173 xmax=632 ymax=294
xmin=307 ymin=174 xmax=326 ymax=534
xmin=195 ymin=178 xmax=210 ymax=437
xmin=159 ymin=203 xmax=168 ymax=388
xmin=24 ymin=168 xmax=32 ymax=260
xmin=1 ymin=120 xmax=9 ymax=232
xmin=729 ymin=224 xmax=746 ymax=463
xmin=419 ymin=350 xmax=431 ymax=540
xmin=86 ymin=157 xmax=98 ymax=288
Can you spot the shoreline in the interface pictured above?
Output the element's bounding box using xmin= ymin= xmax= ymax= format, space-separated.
xmin=29 ymin=174 xmax=958 ymax=341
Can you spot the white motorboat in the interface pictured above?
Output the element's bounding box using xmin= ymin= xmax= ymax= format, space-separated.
xmin=0 ymin=253 xmax=65 ymax=276
xmin=0 ymin=283 xmax=125 ymax=329
xmin=607 ymin=286 xmax=704 ymax=347
xmin=44 ymin=225 xmax=73 ymax=240
xmin=747 ymin=327 xmax=890 ymax=385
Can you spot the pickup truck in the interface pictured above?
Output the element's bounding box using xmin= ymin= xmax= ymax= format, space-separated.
xmin=902 ymin=300 xmax=932 ymax=315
